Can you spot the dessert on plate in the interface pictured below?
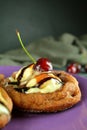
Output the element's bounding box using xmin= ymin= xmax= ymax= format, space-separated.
xmin=2 ymin=31 xmax=81 ymax=112
xmin=4 ymin=61 xmax=81 ymax=112
xmin=0 ymin=74 xmax=13 ymax=128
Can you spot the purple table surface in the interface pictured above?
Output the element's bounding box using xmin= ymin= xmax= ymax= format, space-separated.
xmin=0 ymin=66 xmax=87 ymax=130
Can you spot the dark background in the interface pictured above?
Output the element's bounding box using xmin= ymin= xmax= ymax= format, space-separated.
xmin=0 ymin=0 xmax=87 ymax=52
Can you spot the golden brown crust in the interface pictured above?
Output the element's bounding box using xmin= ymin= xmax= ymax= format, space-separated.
xmin=4 ymin=71 xmax=81 ymax=112
xmin=0 ymin=86 xmax=13 ymax=112
xmin=0 ymin=114 xmax=11 ymax=128
xmin=0 ymin=86 xmax=13 ymax=128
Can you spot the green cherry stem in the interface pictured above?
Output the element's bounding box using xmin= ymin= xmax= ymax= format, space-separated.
xmin=16 ymin=30 xmax=36 ymax=64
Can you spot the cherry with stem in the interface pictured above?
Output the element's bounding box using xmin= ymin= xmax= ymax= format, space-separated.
xmin=16 ymin=30 xmax=53 ymax=71
xmin=16 ymin=30 xmax=36 ymax=64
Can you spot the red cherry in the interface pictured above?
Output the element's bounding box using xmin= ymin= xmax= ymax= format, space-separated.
xmin=66 ymin=63 xmax=81 ymax=74
xmin=34 ymin=58 xmax=53 ymax=71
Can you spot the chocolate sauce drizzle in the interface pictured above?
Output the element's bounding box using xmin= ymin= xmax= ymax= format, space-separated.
xmin=14 ymin=77 xmax=52 ymax=93
xmin=17 ymin=64 xmax=33 ymax=84
xmin=14 ymin=77 xmax=62 ymax=93
xmin=0 ymin=101 xmax=10 ymax=112
xmin=37 ymin=77 xmax=53 ymax=88
xmin=9 ymin=65 xmax=63 ymax=93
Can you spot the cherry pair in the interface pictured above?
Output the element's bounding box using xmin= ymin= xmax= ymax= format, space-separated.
xmin=66 ymin=63 xmax=87 ymax=74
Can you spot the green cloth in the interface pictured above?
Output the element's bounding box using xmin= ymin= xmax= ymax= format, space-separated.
xmin=0 ymin=33 xmax=87 ymax=69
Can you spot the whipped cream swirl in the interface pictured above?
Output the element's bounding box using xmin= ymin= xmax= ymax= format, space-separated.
xmin=9 ymin=64 xmax=63 ymax=93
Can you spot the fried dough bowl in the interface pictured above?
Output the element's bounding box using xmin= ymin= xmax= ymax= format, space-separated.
xmin=0 ymin=86 xmax=13 ymax=128
xmin=4 ymin=71 xmax=81 ymax=112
